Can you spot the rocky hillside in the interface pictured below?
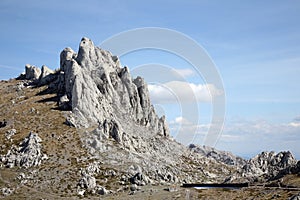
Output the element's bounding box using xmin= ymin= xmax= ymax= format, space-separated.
xmin=242 ymin=151 xmax=299 ymax=181
xmin=0 ymin=37 xmax=299 ymax=199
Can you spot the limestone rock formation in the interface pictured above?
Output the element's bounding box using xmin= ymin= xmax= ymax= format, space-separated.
xmin=38 ymin=65 xmax=55 ymax=85
xmin=4 ymin=37 xmax=299 ymax=198
xmin=58 ymin=37 xmax=169 ymax=143
xmin=189 ymin=144 xmax=246 ymax=166
xmin=25 ymin=64 xmax=41 ymax=80
xmin=242 ymin=151 xmax=297 ymax=180
xmin=0 ymin=132 xmax=47 ymax=168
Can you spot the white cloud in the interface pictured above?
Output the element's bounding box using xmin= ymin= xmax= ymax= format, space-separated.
xmin=169 ymin=116 xmax=212 ymax=145
xmin=171 ymin=68 xmax=195 ymax=77
xmin=172 ymin=116 xmax=192 ymax=125
xmin=168 ymin=115 xmax=300 ymax=158
xmin=289 ymin=116 xmax=300 ymax=127
xmin=148 ymin=81 xmax=223 ymax=104
xmin=216 ymin=118 xmax=300 ymax=158
xmin=289 ymin=122 xmax=300 ymax=127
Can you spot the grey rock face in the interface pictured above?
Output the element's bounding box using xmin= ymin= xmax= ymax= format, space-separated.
xmin=58 ymin=37 xmax=169 ymax=139
xmin=1 ymin=132 xmax=47 ymax=168
xmin=14 ymin=37 xmax=299 ymax=192
xmin=242 ymin=151 xmax=297 ymax=180
xmin=38 ymin=65 xmax=55 ymax=85
xmin=20 ymin=64 xmax=55 ymax=86
xmin=188 ymin=144 xmax=246 ymax=166
xmin=39 ymin=65 xmax=54 ymax=79
xmin=25 ymin=64 xmax=41 ymax=80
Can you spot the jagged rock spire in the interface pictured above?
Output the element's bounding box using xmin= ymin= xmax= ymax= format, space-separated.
xmin=58 ymin=37 xmax=169 ymax=142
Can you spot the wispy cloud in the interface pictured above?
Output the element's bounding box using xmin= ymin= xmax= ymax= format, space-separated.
xmin=168 ymin=115 xmax=300 ymax=158
xmin=217 ymin=118 xmax=300 ymax=158
xmin=168 ymin=116 xmax=212 ymax=145
xmin=0 ymin=64 xmax=23 ymax=71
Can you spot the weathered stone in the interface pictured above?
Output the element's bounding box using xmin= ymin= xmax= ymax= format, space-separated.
xmin=242 ymin=151 xmax=297 ymax=180
xmin=5 ymin=129 xmax=16 ymax=140
xmin=77 ymin=190 xmax=85 ymax=196
xmin=25 ymin=64 xmax=41 ymax=80
xmin=78 ymin=162 xmax=101 ymax=192
xmin=1 ymin=132 xmax=47 ymax=168
xmin=38 ymin=65 xmax=55 ymax=85
xmin=78 ymin=173 xmax=96 ymax=190
xmin=56 ymin=37 xmax=171 ymax=151
xmin=9 ymin=37 xmax=299 ymax=197
xmin=189 ymin=144 xmax=246 ymax=166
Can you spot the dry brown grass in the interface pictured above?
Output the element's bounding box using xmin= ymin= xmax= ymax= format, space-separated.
xmin=0 ymin=79 xmax=90 ymax=199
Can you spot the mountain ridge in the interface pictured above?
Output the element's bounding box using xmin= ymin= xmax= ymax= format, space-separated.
xmin=0 ymin=37 xmax=299 ymax=199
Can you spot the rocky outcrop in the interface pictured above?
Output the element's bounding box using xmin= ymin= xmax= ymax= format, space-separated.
xmin=189 ymin=144 xmax=246 ymax=166
xmin=9 ymin=37 xmax=299 ymax=198
xmin=25 ymin=64 xmax=41 ymax=80
xmin=242 ymin=151 xmax=297 ymax=181
xmin=57 ymin=37 xmax=169 ymax=144
xmin=38 ymin=65 xmax=55 ymax=85
xmin=39 ymin=65 xmax=54 ymax=79
xmin=77 ymin=161 xmax=111 ymax=196
xmin=0 ymin=132 xmax=48 ymax=168
xmin=78 ymin=162 xmax=100 ymax=191
xmin=19 ymin=64 xmax=55 ymax=86
xmin=188 ymin=144 xmax=299 ymax=183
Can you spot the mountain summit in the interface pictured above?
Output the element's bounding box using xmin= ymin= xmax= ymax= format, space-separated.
xmin=0 ymin=38 xmax=299 ymax=199
xmin=58 ymin=37 xmax=168 ymax=139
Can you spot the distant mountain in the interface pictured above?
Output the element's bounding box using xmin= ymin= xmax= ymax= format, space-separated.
xmin=188 ymin=144 xmax=247 ymax=166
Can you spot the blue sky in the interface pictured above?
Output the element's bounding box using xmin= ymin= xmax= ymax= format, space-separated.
xmin=0 ymin=0 xmax=300 ymax=158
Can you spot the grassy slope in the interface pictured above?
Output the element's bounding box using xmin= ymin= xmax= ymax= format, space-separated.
xmin=0 ymin=79 xmax=89 ymax=199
